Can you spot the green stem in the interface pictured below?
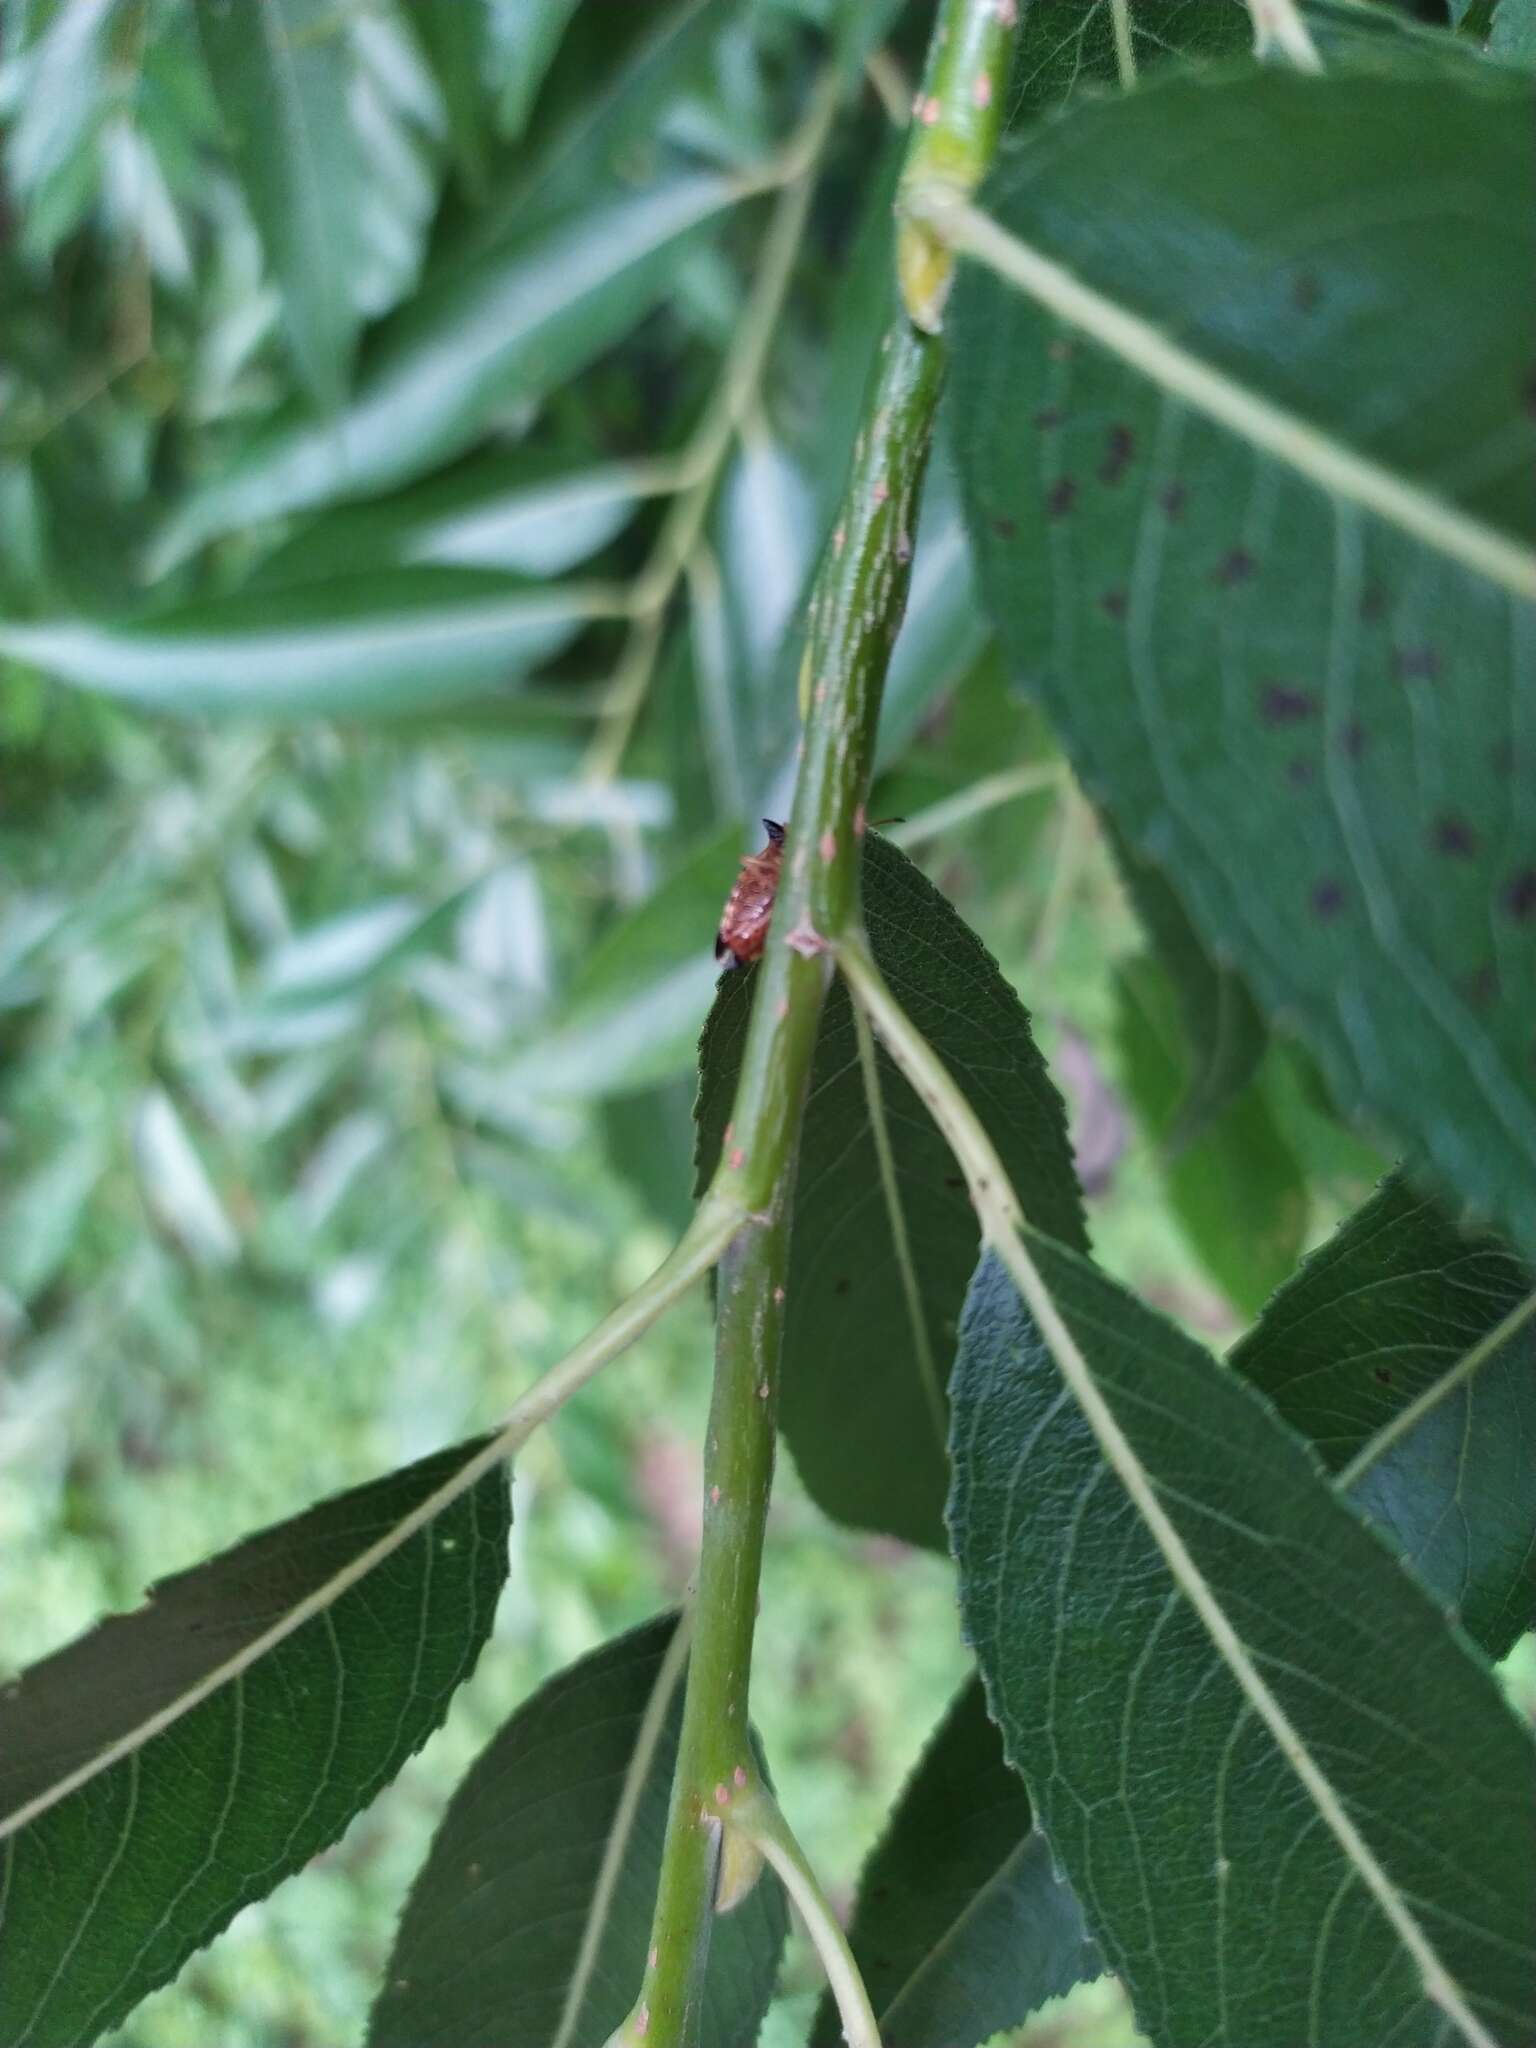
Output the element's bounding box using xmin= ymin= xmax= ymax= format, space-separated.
xmin=619 ymin=11 xmax=1021 ymax=2041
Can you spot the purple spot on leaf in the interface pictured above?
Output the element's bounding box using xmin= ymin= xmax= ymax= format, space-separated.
xmin=1034 ymin=406 xmax=1064 ymax=430
xmin=1432 ymin=815 xmax=1476 ymax=858
xmin=1292 ymin=271 xmax=1322 ymax=314
xmin=1260 ymin=682 xmax=1317 ymax=726
xmin=1160 ymin=483 xmax=1187 ymax=520
xmin=1502 ymin=869 xmax=1536 ymax=922
xmin=1046 ymin=478 xmax=1077 ymax=520
xmin=1311 ymin=879 xmax=1346 ymax=920
xmin=1099 ymin=425 xmax=1135 ymax=486
xmin=1099 ymin=589 xmax=1127 ymax=620
xmin=993 ymin=515 xmax=1017 ymax=539
xmin=1215 ymin=547 xmax=1256 ymax=587
xmin=1287 ymin=756 xmax=1315 ymax=788
xmin=1393 ymin=645 xmax=1442 ymax=683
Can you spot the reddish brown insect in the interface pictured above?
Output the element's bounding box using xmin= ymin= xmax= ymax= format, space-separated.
xmin=715 ymin=819 xmax=786 ymax=969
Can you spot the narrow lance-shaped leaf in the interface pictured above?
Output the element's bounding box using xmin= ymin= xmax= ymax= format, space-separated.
xmin=697 ymin=834 xmax=1086 ymax=1549
xmin=369 ymin=1615 xmax=787 ymax=2048
xmin=0 ymin=1439 xmax=510 ymax=2048
xmin=1231 ymin=1169 xmax=1536 ymax=1660
xmin=153 ymin=172 xmax=739 ymax=563
xmin=810 ymin=1675 xmax=1094 ymax=2048
xmin=949 ymin=1241 xmax=1536 ymax=2048
xmin=0 ymin=567 xmax=600 ymax=719
xmin=196 ymin=0 xmax=368 ymax=406
xmin=952 ymin=65 xmax=1536 ymax=1252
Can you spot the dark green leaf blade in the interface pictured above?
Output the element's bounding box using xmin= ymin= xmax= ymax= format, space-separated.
xmin=196 ymin=0 xmax=367 ymax=406
xmin=1115 ymin=953 xmax=1307 ymax=1317
xmin=953 ymin=64 xmax=1536 ymax=1252
xmin=1008 ymin=0 xmax=1252 ymax=127
xmin=949 ymin=1243 xmax=1536 ymax=2048
xmin=0 ymin=567 xmax=595 ymax=719
xmin=1107 ymin=824 xmax=1267 ymax=1147
xmin=0 ymin=1439 xmax=510 ymax=2048
xmin=697 ymin=834 xmax=1086 ymax=1549
xmin=154 ymin=171 xmax=736 ymax=561
xmin=367 ymin=1615 xmax=787 ymax=2048
xmin=810 ymin=1676 xmax=1094 ymax=2048
xmin=1231 ymin=1170 xmax=1536 ymax=1659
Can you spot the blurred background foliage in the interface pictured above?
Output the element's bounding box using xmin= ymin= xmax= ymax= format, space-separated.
xmin=1 ymin=0 xmax=1528 ymax=2043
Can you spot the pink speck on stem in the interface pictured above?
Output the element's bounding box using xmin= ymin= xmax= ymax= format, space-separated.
xmin=714 ymin=1782 xmax=730 ymax=1807
xmin=854 ymin=804 xmax=868 ymax=836
xmin=758 ymin=1379 xmax=770 ymax=1399
xmin=973 ymin=74 xmax=993 ymax=108
xmin=997 ymin=0 xmax=1018 ymax=24
xmin=636 ymin=2008 xmax=650 ymax=2038
xmin=729 ymin=1146 xmax=745 ymax=1171
xmin=710 ymin=1484 xmax=721 ymax=1506
xmin=873 ymin=478 xmax=890 ymax=505
xmin=921 ymin=95 xmax=941 ymax=125
xmin=733 ymin=1765 xmax=749 ymax=1788
xmin=832 ymin=525 xmax=846 ymax=555
xmin=773 ymin=1285 xmax=786 ymax=1304
xmin=819 ymin=829 xmax=837 ymax=863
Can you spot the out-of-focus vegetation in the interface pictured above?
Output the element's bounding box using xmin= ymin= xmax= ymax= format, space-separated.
xmin=3 ymin=0 xmax=1532 ymax=2042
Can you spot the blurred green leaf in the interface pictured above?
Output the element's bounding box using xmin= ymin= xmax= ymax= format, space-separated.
xmin=1115 ymin=955 xmax=1306 ymax=1318
xmin=0 ymin=1438 xmax=510 ymax=2048
xmin=154 ymin=171 xmax=740 ymax=563
xmin=1490 ymin=0 xmax=1536 ymax=58
xmin=196 ymin=0 xmax=368 ymax=406
xmin=133 ymin=1086 xmax=241 ymax=1267
xmin=0 ymin=0 xmax=116 ymax=258
xmin=812 ymin=1676 xmax=1093 ymax=2048
xmin=1006 ymin=0 xmax=1250 ymax=131
xmin=491 ymin=0 xmax=585 ymax=141
xmin=697 ymin=835 xmax=1086 ymax=1549
xmin=256 ymin=451 xmax=659 ymax=585
xmin=950 ymin=1242 xmax=1536 ymax=2048
xmin=406 ymin=0 xmax=491 ymax=185
xmin=368 ymin=1615 xmax=787 ymax=2048
xmin=603 ymin=1079 xmax=701 ymax=1236
xmin=0 ymin=567 xmax=602 ymax=718
xmin=448 ymin=825 xmax=739 ymax=1108
xmin=954 ymin=65 xmax=1536 ymax=1253
xmin=1231 ymin=1171 xmax=1536 ymax=1659
xmin=1106 ymin=825 xmax=1266 ymax=1148
xmin=0 ymin=1133 xmax=106 ymax=1306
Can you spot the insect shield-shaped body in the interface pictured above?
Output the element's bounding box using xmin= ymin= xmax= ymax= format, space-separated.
xmin=715 ymin=820 xmax=786 ymax=969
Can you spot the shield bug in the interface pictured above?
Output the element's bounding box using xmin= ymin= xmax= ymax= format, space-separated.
xmin=716 ymin=819 xmax=785 ymax=969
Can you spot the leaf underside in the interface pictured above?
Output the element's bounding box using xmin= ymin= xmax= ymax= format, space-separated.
xmin=953 ymin=64 xmax=1536 ymax=1253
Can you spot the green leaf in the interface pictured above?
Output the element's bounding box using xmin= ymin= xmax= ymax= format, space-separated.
xmin=1115 ymin=955 xmax=1307 ymax=1316
xmin=1490 ymin=0 xmax=1536 ymax=59
xmin=196 ymin=0 xmax=368 ymax=406
xmin=254 ymin=452 xmax=655 ymax=584
xmin=448 ymin=825 xmax=740 ymax=1110
xmin=407 ymin=0 xmax=491 ymax=186
xmin=811 ymin=1676 xmax=1093 ymax=2048
xmin=1007 ymin=0 xmax=1252 ymax=127
xmin=0 ymin=1133 xmax=105 ymax=1305
xmin=604 ymin=1079 xmax=701 ymax=1237
xmin=153 ymin=171 xmax=737 ymax=563
xmin=1107 ymin=825 xmax=1266 ymax=1147
xmin=491 ymin=0 xmax=585 ymax=140
xmin=949 ymin=1242 xmax=1536 ymax=2048
xmin=1231 ymin=1171 xmax=1536 ymax=1659
xmin=697 ymin=834 xmax=1086 ymax=1548
xmin=0 ymin=0 xmax=116 ymax=260
xmin=0 ymin=1438 xmax=510 ymax=2048
xmin=0 ymin=567 xmax=599 ymax=719
xmin=952 ymin=64 xmax=1536 ymax=1253
xmin=368 ymin=1615 xmax=786 ymax=2048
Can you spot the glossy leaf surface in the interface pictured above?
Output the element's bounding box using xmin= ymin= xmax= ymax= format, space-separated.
xmin=368 ymin=1615 xmax=786 ymax=2048
xmin=953 ymin=67 xmax=1536 ymax=1251
xmin=950 ymin=1242 xmax=1536 ymax=2048
xmin=1231 ymin=1171 xmax=1536 ymax=1658
xmin=0 ymin=1439 xmax=510 ymax=2048
xmin=698 ymin=834 xmax=1086 ymax=1548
